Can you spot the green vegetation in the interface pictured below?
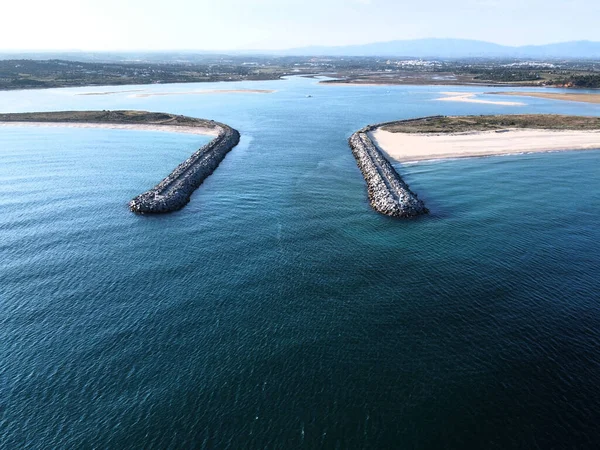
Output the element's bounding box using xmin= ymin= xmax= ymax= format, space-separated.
xmin=473 ymin=70 xmax=542 ymax=82
xmin=0 ymin=59 xmax=284 ymax=91
xmin=1 ymin=56 xmax=599 ymax=91
xmin=546 ymin=74 xmax=600 ymax=88
xmin=320 ymin=59 xmax=600 ymax=88
xmin=0 ymin=110 xmax=216 ymax=128
xmin=487 ymin=91 xmax=600 ymax=104
xmin=449 ymin=61 xmax=600 ymax=87
xmin=381 ymin=115 xmax=600 ymax=134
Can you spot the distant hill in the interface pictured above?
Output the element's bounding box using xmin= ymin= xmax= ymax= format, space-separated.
xmin=279 ymin=38 xmax=600 ymax=59
xmin=2 ymin=39 xmax=600 ymax=61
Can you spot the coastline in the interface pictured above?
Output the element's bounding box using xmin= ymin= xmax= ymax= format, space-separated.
xmin=0 ymin=110 xmax=240 ymax=214
xmin=319 ymin=80 xmax=542 ymax=88
xmin=370 ymin=128 xmax=600 ymax=163
xmin=320 ymin=82 xmax=400 ymax=87
xmin=129 ymin=122 xmax=240 ymax=214
xmin=130 ymin=89 xmax=275 ymax=98
xmin=434 ymin=92 xmax=525 ymax=106
xmin=0 ymin=121 xmax=220 ymax=136
xmin=487 ymin=91 xmax=600 ymax=104
xmin=348 ymin=128 xmax=428 ymax=217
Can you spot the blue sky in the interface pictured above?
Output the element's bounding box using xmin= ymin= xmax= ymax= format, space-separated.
xmin=2 ymin=0 xmax=599 ymax=50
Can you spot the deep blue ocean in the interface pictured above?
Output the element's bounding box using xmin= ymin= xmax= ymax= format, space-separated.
xmin=1 ymin=78 xmax=600 ymax=448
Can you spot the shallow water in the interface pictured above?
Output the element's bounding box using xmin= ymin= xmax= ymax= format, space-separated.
xmin=1 ymin=78 xmax=600 ymax=448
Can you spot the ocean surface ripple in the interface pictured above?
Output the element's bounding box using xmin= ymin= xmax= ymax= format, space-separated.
xmin=1 ymin=79 xmax=600 ymax=448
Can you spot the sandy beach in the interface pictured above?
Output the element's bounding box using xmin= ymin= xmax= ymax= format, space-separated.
xmin=370 ymin=128 xmax=600 ymax=162
xmin=0 ymin=121 xmax=220 ymax=136
xmin=487 ymin=91 xmax=600 ymax=104
xmin=434 ymin=92 xmax=525 ymax=106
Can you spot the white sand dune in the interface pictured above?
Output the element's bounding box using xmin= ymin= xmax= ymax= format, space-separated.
xmin=370 ymin=128 xmax=600 ymax=163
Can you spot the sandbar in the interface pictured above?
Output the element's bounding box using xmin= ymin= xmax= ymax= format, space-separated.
xmin=434 ymin=92 xmax=525 ymax=106
xmin=131 ymin=89 xmax=276 ymax=98
xmin=370 ymin=128 xmax=600 ymax=163
xmin=78 ymin=90 xmax=145 ymax=96
xmin=487 ymin=91 xmax=600 ymax=104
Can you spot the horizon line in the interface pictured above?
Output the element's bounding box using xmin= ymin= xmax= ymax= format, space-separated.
xmin=1 ymin=38 xmax=600 ymax=54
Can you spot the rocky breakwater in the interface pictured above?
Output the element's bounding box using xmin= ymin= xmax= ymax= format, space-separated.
xmin=348 ymin=125 xmax=428 ymax=218
xmin=129 ymin=122 xmax=240 ymax=214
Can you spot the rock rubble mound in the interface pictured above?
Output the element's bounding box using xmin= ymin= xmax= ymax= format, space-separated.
xmin=348 ymin=126 xmax=428 ymax=218
xmin=129 ymin=122 xmax=240 ymax=214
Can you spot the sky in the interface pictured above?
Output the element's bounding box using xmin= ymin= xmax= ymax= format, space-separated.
xmin=2 ymin=0 xmax=599 ymax=51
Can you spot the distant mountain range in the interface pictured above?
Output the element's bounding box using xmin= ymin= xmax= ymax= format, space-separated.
xmin=280 ymin=39 xmax=600 ymax=59
xmin=1 ymin=39 xmax=600 ymax=61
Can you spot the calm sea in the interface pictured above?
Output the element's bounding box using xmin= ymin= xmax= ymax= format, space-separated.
xmin=1 ymin=78 xmax=600 ymax=448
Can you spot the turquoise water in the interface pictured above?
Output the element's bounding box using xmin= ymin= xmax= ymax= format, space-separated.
xmin=1 ymin=78 xmax=600 ymax=448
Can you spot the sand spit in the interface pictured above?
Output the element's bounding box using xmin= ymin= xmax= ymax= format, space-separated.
xmin=78 ymin=90 xmax=145 ymax=96
xmin=0 ymin=121 xmax=219 ymax=136
xmin=487 ymin=91 xmax=600 ymax=104
xmin=131 ymin=89 xmax=276 ymax=98
xmin=0 ymin=110 xmax=239 ymax=214
xmin=434 ymin=92 xmax=525 ymax=106
xmin=370 ymin=128 xmax=600 ymax=163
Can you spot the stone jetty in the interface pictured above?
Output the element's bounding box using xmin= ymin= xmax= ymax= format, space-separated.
xmin=0 ymin=110 xmax=241 ymax=214
xmin=129 ymin=122 xmax=240 ymax=214
xmin=348 ymin=124 xmax=428 ymax=218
